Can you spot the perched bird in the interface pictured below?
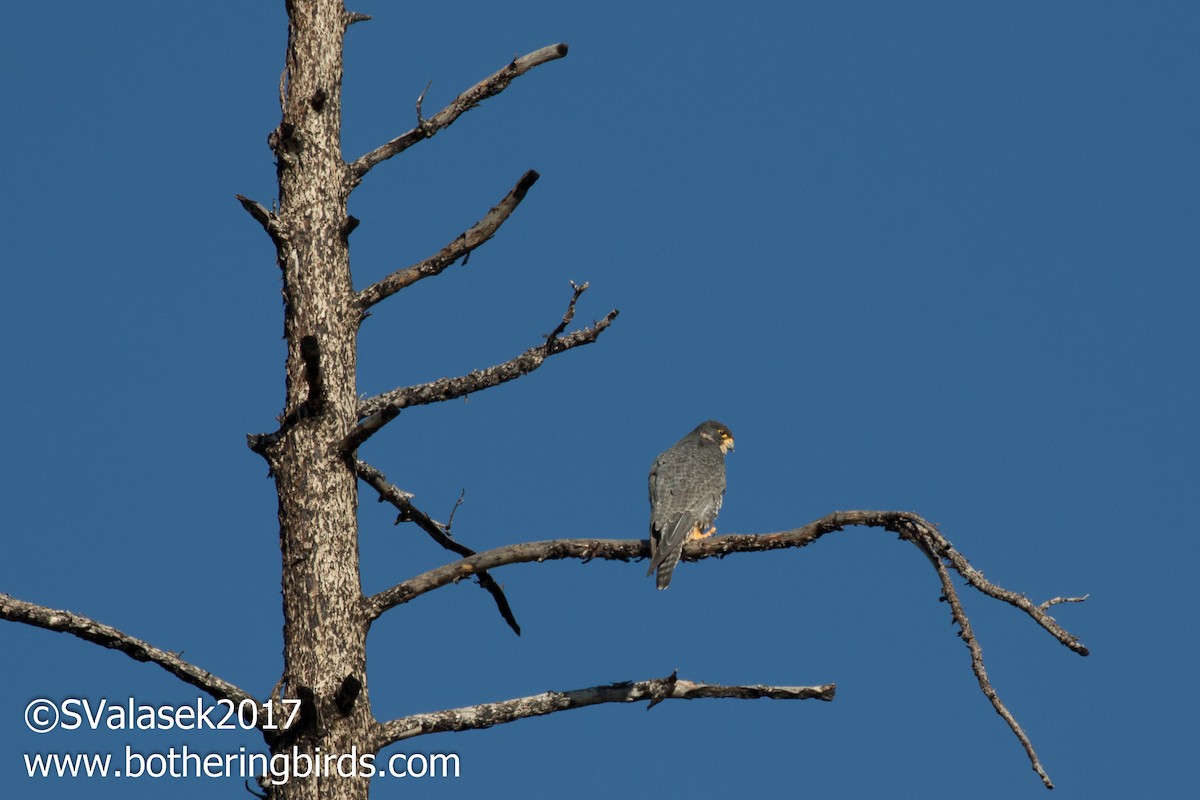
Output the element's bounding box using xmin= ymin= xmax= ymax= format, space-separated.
xmin=647 ymin=420 xmax=735 ymax=589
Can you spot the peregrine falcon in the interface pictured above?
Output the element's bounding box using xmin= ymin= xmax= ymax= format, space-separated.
xmin=647 ymin=420 xmax=734 ymax=590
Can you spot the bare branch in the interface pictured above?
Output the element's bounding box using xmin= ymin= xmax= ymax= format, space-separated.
xmin=357 ymin=170 xmax=540 ymax=310
xmin=546 ymin=280 xmax=587 ymax=342
xmin=367 ymin=537 xmax=644 ymax=617
xmin=366 ymin=511 xmax=1089 ymax=654
xmin=345 ymin=11 xmax=371 ymax=26
xmin=357 ymin=297 xmax=618 ymax=421
xmin=355 ymin=460 xmax=520 ymax=635
xmin=354 ymin=459 xmax=414 ymax=502
xmin=1039 ymin=594 xmax=1089 ymax=612
xmin=445 ymin=489 xmax=466 ymax=534
xmin=910 ymin=524 xmax=1090 ymax=657
xmin=348 ymin=43 xmax=569 ymax=181
xmin=0 ymin=592 xmax=262 ymax=715
xmin=414 ymin=80 xmax=433 ymax=124
xmin=374 ymin=672 xmax=834 ymax=748
xmin=340 ymin=404 xmax=400 ymax=455
xmin=235 ymin=194 xmax=282 ymax=244
xmin=700 ymin=512 xmax=1090 ymax=657
xmin=930 ymin=557 xmax=1053 ymax=788
xmin=365 ymin=510 xmax=1088 ymax=788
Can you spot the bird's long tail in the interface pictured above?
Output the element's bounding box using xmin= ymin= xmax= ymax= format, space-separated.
xmin=653 ymin=547 xmax=682 ymax=590
xmin=647 ymin=514 xmax=692 ymax=590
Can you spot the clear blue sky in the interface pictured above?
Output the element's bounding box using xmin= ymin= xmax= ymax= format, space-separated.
xmin=2 ymin=2 xmax=1196 ymax=797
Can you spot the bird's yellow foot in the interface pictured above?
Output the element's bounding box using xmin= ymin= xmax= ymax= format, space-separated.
xmin=689 ymin=526 xmax=716 ymax=541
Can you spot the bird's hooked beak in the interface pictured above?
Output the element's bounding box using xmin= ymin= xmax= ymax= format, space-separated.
xmin=720 ymin=434 xmax=735 ymax=454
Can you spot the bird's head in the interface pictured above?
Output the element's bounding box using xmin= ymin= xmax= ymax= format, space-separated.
xmin=696 ymin=420 xmax=735 ymax=454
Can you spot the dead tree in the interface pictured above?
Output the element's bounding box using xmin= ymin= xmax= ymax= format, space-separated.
xmin=0 ymin=2 xmax=1089 ymax=797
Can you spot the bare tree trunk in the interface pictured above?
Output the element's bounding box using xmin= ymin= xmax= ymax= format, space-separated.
xmin=258 ymin=2 xmax=369 ymax=798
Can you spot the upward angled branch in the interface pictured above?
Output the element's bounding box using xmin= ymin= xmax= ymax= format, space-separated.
xmin=357 ymin=170 xmax=540 ymax=310
xmin=357 ymin=314 xmax=616 ymax=420
xmin=235 ymin=194 xmax=283 ymax=246
xmin=347 ymin=286 xmax=617 ymax=450
xmin=0 ymin=592 xmax=262 ymax=716
xmin=348 ymin=43 xmax=568 ymax=182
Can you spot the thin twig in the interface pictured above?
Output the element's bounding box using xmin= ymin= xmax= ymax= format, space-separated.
xmin=373 ymin=672 xmax=834 ymax=748
xmin=355 ymin=460 xmax=520 ymax=636
xmin=445 ymin=490 xmax=466 ymax=535
xmin=546 ymin=281 xmax=587 ymax=342
xmin=348 ymin=44 xmax=568 ymax=182
xmin=415 ymin=80 xmax=433 ymax=125
xmin=1039 ymin=594 xmax=1089 ymax=611
xmin=357 ymin=170 xmax=540 ymax=309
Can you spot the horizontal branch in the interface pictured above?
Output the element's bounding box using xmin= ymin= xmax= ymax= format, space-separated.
xmin=375 ymin=672 xmax=834 ymax=748
xmin=366 ymin=510 xmax=1090 ymax=787
xmin=366 ymin=511 xmax=1089 ymax=657
xmin=357 ymin=305 xmax=618 ymax=421
xmin=0 ymin=592 xmax=262 ymax=714
xmin=348 ymin=43 xmax=569 ymax=181
xmin=356 ymin=170 xmax=540 ymax=310
xmin=355 ymin=459 xmax=521 ymax=635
